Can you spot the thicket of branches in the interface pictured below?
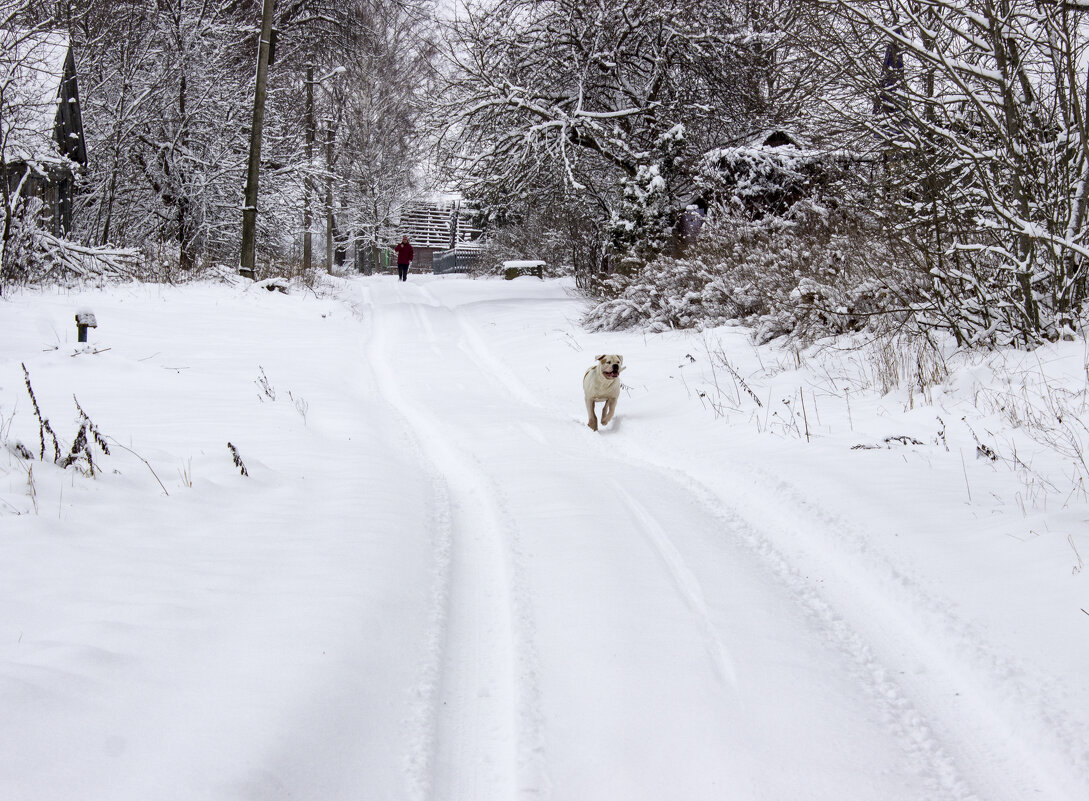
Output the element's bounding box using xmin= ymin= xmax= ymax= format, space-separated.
xmin=812 ymin=0 xmax=1089 ymax=345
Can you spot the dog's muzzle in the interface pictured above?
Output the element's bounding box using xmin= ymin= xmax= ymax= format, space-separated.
xmin=604 ymin=367 xmax=619 ymax=378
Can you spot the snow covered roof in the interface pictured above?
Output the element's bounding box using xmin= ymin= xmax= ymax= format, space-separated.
xmin=397 ymin=199 xmax=482 ymax=249
xmin=1 ymin=28 xmax=77 ymax=168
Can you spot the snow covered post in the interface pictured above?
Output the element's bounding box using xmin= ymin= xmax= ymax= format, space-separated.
xmin=325 ymin=125 xmax=334 ymax=275
xmin=239 ymin=0 xmax=277 ymax=280
xmin=75 ymin=310 xmax=97 ymax=343
xmin=303 ymin=64 xmax=315 ymax=273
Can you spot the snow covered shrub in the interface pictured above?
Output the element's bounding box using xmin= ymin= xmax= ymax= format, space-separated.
xmin=586 ymin=198 xmax=901 ymax=342
xmin=695 ymin=142 xmax=821 ymax=220
xmin=0 ymin=201 xmax=46 ymax=291
xmin=585 ymin=136 xmax=913 ymax=339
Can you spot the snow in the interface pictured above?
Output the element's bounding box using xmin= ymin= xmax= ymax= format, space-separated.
xmin=1 ymin=275 xmax=1087 ymax=800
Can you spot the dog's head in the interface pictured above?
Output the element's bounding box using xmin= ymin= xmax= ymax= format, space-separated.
xmin=595 ymin=354 xmax=624 ymax=379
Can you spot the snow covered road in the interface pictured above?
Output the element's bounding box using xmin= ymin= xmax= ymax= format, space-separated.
xmin=2 ymin=275 xmax=1087 ymax=800
xmin=360 ymin=278 xmax=944 ymax=800
xmin=354 ymin=278 xmax=1082 ymax=801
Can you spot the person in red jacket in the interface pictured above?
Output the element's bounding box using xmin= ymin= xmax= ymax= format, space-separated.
xmin=393 ymin=236 xmax=414 ymax=281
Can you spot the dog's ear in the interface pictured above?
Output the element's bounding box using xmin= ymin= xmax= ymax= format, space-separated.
xmin=595 ymin=354 xmax=605 ymax=362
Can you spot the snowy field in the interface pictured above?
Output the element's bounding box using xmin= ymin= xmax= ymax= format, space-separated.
xmin=1 ymin=273 xmax=1087 ymax=801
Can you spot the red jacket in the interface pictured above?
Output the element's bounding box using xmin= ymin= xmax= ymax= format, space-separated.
xmin=394 ymin=242 xmax=414 ymax=264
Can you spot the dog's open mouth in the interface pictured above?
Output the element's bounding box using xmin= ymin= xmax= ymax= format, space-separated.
xmin=603 ymin=368 xmax=619 ymax=379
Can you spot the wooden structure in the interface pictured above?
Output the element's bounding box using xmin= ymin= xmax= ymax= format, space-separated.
xmin=1 ymin=29 xmax=87 ymax=235
xmin=395 ymin=198 xmax=482 ymax=272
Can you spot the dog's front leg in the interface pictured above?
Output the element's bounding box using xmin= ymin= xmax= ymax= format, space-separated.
xmin=601 ymin=397 xmax=616 ymax=426
xmin=586 ymin=398 xmax=599 ymax=431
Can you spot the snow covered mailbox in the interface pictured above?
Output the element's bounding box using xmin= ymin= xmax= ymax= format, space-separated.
xmin=502 ymin=260 xmax=545 ymax=280
xmin=0 ymin=28 xmax=88 ymax=236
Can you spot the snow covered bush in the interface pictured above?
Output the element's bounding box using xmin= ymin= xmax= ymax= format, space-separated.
xmin=585 ymin=141 xmax=907 ymax=341
xmin=586 ymin=201 xmax=900 ymax=339
xmin=0 ymin=200 xmax=46 ymax=290
xmin=694 ymin=143 xmax=822 ymax=220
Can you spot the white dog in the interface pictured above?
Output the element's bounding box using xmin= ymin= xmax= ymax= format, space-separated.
xmin=583 ymin=354 xmax=625 ymax=431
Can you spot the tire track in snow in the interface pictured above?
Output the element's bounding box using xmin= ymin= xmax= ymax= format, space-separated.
xmin=609 ymin=481 xmax=740 ymax=689
xmin=423 ymin=290 xmax=980 ymax=800
xmin=363 ymin=290 xmax=536 ymax=801
xmin=403 ymin=472 xmax=454 ymax=801
xmin=581 ymin=447 xmax=976 ymax=800
xmin=348 ymin=292 xmax=454 ymax=801
xmin=723 ymin=463 xmax=1089 ymax=801
xmin=599 ymin=445 xmax=1056 ymax=801
xmin=358 ymin=278 xmax=1005 ymax=799
xmin=416 ymin=284 xmax=546 ymax=412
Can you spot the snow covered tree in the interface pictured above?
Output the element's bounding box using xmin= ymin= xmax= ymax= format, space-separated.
xmin=70 ymin=0 xmax=258 ymax=270
xmin=51 ymin=0 xmax=435 ymax=275
xmin=439 ymin=0 xmax=811 ymax=278
xmin=1 ymin=4 xmax=94 ymax=284
xmin=327 ymin=0 xmax=437 ymax=273
xmin=809 ymin=0 xmax=1089 ymax=345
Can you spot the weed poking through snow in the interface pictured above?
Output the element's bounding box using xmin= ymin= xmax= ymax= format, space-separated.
xmin=22 ymin=363 xmax=60 ymax=461
xmin=256 ymin=367 xmax=276 ymax=401
xmin=20 ymin=364 xmax=109 ymax=475
xmin=288 ymin=391 xmax=309 ymax=424
xmin=227 ymin=443 xmax=249 ymax=477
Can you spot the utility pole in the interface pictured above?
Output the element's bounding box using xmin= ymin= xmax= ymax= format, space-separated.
xmin=325 ymin=124 xmax=334 ymax=274
xmin=303 ymin=64 xmax=314 ymax=273
xmin=239 ymin=0 xmax=276 ymax=280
